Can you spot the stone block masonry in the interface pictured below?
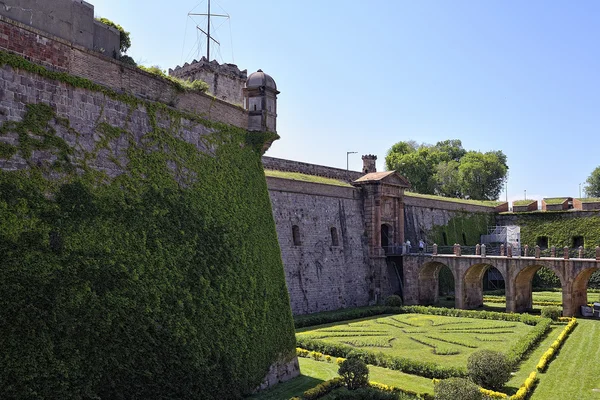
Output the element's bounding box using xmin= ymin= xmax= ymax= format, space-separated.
xmin=0 ymin=0 xmax=120 ymax=57
xmin=0 ymin=15 xmax=249 ymax=129
xmin=263 ymin=156 xmax=363 ymax=182
xmin=267 ymin=177 xmax=371 ymax=314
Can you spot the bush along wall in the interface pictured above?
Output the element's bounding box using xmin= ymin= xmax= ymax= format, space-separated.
xmin=0 ymin=52 xmax=295 ymax=400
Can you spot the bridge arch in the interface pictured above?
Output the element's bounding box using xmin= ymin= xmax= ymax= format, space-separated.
xmin=512 ymin=264 xmax=565 ymax=313
xmin=462 ymin=263 xmax=506 ymax=310
xmin=418 ymin=261 xmax=456 ymax=306
xmin=572 ymin=267 xmax=599 ymax=313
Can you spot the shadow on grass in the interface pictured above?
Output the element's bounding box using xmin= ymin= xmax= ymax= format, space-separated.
xmin=246 ymin=375 xmax=324 ymax=400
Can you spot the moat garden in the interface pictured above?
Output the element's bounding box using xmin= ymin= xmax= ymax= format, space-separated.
xmin=250 ymin=290 xmax=600 ymax=400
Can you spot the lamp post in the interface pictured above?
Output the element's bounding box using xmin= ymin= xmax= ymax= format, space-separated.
xmin=346 ymin=151 xmax=357 ymax=171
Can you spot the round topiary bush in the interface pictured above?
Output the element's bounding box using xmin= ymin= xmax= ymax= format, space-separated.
xmin=434 ymin=377 xmax=482 ymax=400
xmin=338 ymin=358 xmax=369 ymax=390
xmin=467 ymin=350 xmax=512 ymax=391
xmin=541 ymin=306 xmax=562 ymax=321
xmin=384 ymin=295 xmax=403 ymax=307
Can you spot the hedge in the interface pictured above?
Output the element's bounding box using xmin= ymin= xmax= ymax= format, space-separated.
xmin=536 ymin=318 xmax=577 ymax=372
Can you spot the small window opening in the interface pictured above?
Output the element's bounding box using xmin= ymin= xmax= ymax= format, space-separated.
xmin=253 ymin=104 xmax=257 ymax=111
xmin=573 ymin=236 xmax=584 ymax=248
xmin=292 ymin=225 xmax=301 ymax=246
xmin=442 ymin=232 xmax=448 ymax=246
xmin=537 ymin=236 xmax=549 ymax=249
xmin=462 ymin=232 xmax=467 ymax=245
xmin=331 ymin=227 xmax=339 ymax=247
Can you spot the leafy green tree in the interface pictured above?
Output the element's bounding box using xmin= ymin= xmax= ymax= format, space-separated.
xmin=458 ymin=151 xmax=508 ymax=200
xmin=585 ymin=166 xmax=600 ymax=198
xmin=385 ymin=139 xmax=508 ymax=201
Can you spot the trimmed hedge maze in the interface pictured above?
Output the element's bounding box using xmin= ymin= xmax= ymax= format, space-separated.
xmin=258 ymin=306 xmax=578 ymax=400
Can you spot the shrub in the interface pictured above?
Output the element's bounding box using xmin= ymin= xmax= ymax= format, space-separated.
xmin=541 ymin=306 xmax=562 ymax=321
xmin=338 ymin=358 xmax=370 ymax=390
xmin=384 ymin=295 xmax=403 ymax=307
xmin=324 ymin=387 xmax=402 ymax=399
xmin=511 ymin=371 xmax=538 ymax=400
xmin=303 ymin=377 xmax=344 ymax=400
xmin=467 ymin=350 xmax=511 ymax=391
xmin=434 ymin=378 xmax=482 ymax=400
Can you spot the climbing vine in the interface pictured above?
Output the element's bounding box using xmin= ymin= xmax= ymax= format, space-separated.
xmin=0 ymin=52 xmax=294 ymax=399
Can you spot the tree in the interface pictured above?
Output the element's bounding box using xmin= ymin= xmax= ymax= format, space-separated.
xmin=585 ymin=166 xmax=600 ymax=198
xmin=385 ymin=139 xmax=508 ymax=201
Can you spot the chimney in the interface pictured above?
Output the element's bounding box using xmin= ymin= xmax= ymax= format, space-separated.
xmin=362 ymin=154 xmax=377 ymax=174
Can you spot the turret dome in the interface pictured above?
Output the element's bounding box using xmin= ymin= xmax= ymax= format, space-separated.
xmin=245 ymin=69 xmax=277 ymax=90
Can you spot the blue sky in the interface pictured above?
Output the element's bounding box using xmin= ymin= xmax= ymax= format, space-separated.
xmin=91 ymin=0 xmax=600 ymax=202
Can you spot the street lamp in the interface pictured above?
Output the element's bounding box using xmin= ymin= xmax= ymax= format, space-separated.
xmin=346 ymin=151 xmax=357 ymax=171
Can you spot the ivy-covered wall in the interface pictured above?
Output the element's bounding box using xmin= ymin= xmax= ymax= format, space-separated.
xmin=0 ymin=52 xmax=295 ymax=399
xmin=404 ymin=204 xmax=494 ymax=247
xmin=497 ymin=212 xmax=600 ymax=250
xmin=497 ymin=212 xmax=600 ymax=288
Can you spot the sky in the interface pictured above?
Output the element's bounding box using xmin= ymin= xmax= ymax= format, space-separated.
xmin=90 ymin=0 xmax=600 ymax=203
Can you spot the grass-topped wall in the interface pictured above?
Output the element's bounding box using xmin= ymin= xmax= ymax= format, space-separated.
xmin=0 ymin=51 xmax=295 ymax=399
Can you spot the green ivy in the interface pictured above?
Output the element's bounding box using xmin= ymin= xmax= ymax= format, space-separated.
xmin=430 ymin=212 xmax=494 ymax=246
xmin=0 ymin=53 xmax=293 ymax=399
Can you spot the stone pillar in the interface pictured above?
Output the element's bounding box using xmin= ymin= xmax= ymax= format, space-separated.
xmin=578 ymin=246 xmax=584 ymax=259
xmin=524 ymin=244 xmax=529 ymax=257
xmin=507 ymin=245 xmax=513 ymax=258
xmin=481 ymin=244 xmax=486 ymax=258
xmin=551 ymin=246 xmax=556 ymax=258
xmin=500 ymin=244 xmax=505 ymax=256
xmin=455 ymin=244 xmax=461 ymax=256
xmin=397 ymin=199 xmax=405 ymax=245
xmin=596 ymin=246 xmax=600 ymax=261
xmin=476 ymin=244 xmax=481 ymax=256
xmin=563 ymin=246 xmax=569 ymax=260
xmin=433 ymin=244 xmax=438 ymax=255
xmin=535 ymin=245 xmax=541 ymax=258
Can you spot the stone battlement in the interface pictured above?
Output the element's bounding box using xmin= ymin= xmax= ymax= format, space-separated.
xmin=170 ymin=57 xmax=247 ymax=105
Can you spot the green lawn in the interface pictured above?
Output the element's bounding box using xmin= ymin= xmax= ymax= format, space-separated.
xmin=248 ymin=357 xmax=434 ymax=399
xmin=296 ymin=313 xmax=533 ymax=368
xmin=532 ymin=319 xmax=600 ymax=400
xmin=482 ymin=290 xmax=600 ymax=308
xmin=264 ymin=169 xmax=352 ymax=187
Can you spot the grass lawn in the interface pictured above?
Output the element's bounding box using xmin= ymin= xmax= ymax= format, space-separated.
xmin=264 ymin=170 xmax=352 ymax=187
xmin=297 ymin=313 xmax=533 ymax=369
xmin=532 ymin=319 xmax=600 ymax=400
xmin=248 ymin=358 xmax=434 ymax=399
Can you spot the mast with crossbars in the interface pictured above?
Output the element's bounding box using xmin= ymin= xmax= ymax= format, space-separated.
xmin=188 ymin=0 xmax=229 ymax=60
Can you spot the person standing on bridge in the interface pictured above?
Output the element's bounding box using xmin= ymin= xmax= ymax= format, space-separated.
xmin=419 ymin=239 xmax=425 ymax=254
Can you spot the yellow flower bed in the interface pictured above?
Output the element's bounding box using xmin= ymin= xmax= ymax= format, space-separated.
xmin=536 ymin=318 xmax=577 ymax=372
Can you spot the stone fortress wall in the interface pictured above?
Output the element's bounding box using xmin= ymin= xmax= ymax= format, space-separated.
xmin=267 ymin=175 xmax=371 ymax=314
xmin=0 ymin=0 xmax=120 ymax=58
xmin=0 ymin=13 xmax=249 ymax=128
xmin=0 ymin=4 xmax=299 ymax=390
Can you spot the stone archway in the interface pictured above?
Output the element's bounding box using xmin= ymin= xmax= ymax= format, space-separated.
xmin=571 ymin=267 xmax=599 ymax=314
xmin=463 ymin=263 xmax=506 ymax=310
xmin=418 ymin=261 xmax=455 ymax=306
xmin=512 ymin=265 xmax=564 ymax=313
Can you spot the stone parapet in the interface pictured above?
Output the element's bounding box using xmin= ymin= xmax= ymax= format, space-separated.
xmin=262 ymin=156 xmax=363 ymax=182
xmin=0 ymin=15 xmax=248 ymax=129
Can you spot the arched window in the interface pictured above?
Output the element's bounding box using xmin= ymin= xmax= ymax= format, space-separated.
xmin=292 ymin=225 xmax=301 ymax=246
xmin=330 ymin=227 xmax=339 ymax=247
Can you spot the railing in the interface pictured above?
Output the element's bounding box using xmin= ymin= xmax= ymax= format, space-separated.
xmin=405 ymin=243 xmax=600 ymax=260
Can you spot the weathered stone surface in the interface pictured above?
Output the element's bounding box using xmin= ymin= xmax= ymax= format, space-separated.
xmin=267 ymin=176 xmax=372 ymax=315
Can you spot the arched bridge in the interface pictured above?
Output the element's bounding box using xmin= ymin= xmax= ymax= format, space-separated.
xmin=402 ymin=252 xmax=600 ymax=316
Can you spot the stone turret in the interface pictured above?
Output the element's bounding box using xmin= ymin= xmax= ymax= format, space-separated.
xmin=169 ymin=57 xmax=247 ymax=105
xmin=243 ymin=69 xmax=279 ymax=133
xmin=362 ymin=154 xmax=377 ymax=174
